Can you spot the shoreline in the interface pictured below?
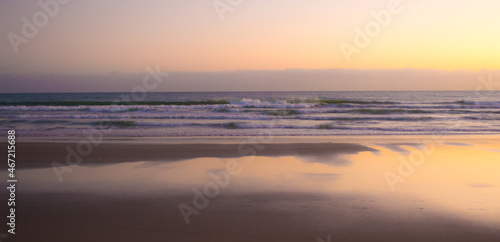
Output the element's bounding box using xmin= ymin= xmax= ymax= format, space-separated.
xmin=11 ymin=133 xmax=500 ymax=143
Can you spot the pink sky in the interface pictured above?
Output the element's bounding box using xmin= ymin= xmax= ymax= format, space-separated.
xmin=1 ymin=0 xmax=499 ymax=91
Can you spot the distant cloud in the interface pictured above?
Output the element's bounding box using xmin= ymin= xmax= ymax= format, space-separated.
xmin=466 ymin=183 xmax=495 ymax=188
xmin=0 ymin=69 xmax=498 ymax=93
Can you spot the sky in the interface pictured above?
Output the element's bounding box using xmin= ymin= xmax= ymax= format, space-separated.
xmin=0 ymin=0 xmax=499 ymax=92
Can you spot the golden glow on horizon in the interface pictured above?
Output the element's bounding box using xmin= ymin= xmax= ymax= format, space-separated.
xmin=1 ymin=0 xmax=499 ymax=74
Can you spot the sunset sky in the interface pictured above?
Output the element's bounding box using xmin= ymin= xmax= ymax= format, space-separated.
xmin=0 ymin=0 xmax=499 ymax=92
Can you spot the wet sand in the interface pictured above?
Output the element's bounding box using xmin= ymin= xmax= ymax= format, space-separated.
xmin=14 ymin=192 xmax=500 ymax=242
xmin=1 ymin=136 xmax=500 ymax=241
xmin=1 ymin=141 xmax=377 ymax=169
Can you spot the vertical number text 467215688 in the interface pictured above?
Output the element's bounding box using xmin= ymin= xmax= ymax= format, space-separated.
xmin=7 ymin=130 xmax=17 ymax=235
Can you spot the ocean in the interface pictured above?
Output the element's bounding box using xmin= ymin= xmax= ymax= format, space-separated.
xmin=1 ymin=91 xmax=499 ymax=137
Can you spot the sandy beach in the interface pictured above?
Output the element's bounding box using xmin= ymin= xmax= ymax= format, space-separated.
xmin=2 ymin=0 xmax=499 ymax=240
xmin=2 ymin=136 xmax=500 ymax=241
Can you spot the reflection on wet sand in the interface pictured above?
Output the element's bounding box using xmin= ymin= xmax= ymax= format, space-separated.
xmin=8 ymin=138 xmax=500 ymax=241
